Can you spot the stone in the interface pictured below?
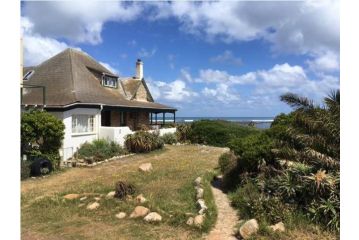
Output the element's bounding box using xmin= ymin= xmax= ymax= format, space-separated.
xmin=115 ymin=212 xmax=127 ymax=219
xmin=78 ymin=203 xmax=85 ymax=207
xmin=86 ymin=202 xmax=100 ymax=210
xmin=139 ymin=163 xmax=153 ymax=172
xmin=106 ymin=191 xmax=116 ymax=199
xmin=239 ymin=219 xmax=259 ymax=239
xmin=198 ymin=208 xmax=207 ymax=215
xmin=186 ymin=217 xmax=194 ymax=226
xmin=135 ymin=194 xmax=147 ymax=204
xmin=64 ymin=194 xmax=80 ymax=200
xmin=194 ymin=177 xmax=202 ymax=186
xmin=196 ymin=199 xmax=207 ymax=211
xmin=269 ymin=222 xmax=285 ymax=232
xmin=194 ymin=215 xmax=204 ymax=226
xmin=80 ymin=196 xmax=87 ymax=201
xmin=196 ymin=188 xmax=204 ymax=199
xmin=129 ymin=206 xmax=150 ymax=218
xmin=94 ymin=197 xmax=101 ymax=201
xmin=144 ymin=212 xmax=162 ymax=222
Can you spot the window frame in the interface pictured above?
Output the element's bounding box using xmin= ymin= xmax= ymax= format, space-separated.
xmin=71 ymin=114 xmax=96 ymax=135
xmin=102 ymin=74 xmax=118 ymax=88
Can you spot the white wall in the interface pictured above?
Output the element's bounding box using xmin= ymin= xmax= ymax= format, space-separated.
xmin=50 ymin=108 xmax=101 ymax=160
xmin=99 ymin=126 xmax=133 ymax=146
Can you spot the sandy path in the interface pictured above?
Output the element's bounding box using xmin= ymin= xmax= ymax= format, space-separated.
xmin=206 ymin=178 xmax=238 ymax=240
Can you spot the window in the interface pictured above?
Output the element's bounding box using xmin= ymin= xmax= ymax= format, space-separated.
xmin=23 ymin=70 xmax=34 ymax=81
xmin=72 ymin=115 xmax=95 ymax=133
xmin=102 ymin=75 xmax=118 ymax=88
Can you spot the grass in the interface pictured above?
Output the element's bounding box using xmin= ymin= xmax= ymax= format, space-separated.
xmin=21 ymin=145 xmax=227 ymax=240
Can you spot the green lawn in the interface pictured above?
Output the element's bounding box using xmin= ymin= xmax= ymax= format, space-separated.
xmin=21 ymin=145 xmax=227 ymax=240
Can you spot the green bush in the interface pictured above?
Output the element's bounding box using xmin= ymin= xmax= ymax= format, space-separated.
xmin=189 ymin=120 xmax=259 ymax=147
xmin=218 ymin=151 xmax=237 ymax=173
xmin=176 ymin=123 xmax=192 ymax=143
xmin=77 ymin=139 xmax=127 ymax=161
xmin=21 ymin=160 xmax=31 ymax=180
xmin=125 ymin=131 xmax=164 ymax=153
xmin=160 ymin=133 xmax=178 ymax=144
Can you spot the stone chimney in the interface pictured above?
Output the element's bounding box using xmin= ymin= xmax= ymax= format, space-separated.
xmin=136 ymin=59 xmax=143 ymax=80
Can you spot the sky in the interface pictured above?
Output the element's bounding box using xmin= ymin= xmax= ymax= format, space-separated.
xmin=21 ymin=0 xmax=340 ymax=117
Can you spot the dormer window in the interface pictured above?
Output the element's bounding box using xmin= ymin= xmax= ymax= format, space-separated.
xmin=23 ymin=70 xmax=34 ymax=81
xmin=102 ymin=74 xmax=118 ymax=88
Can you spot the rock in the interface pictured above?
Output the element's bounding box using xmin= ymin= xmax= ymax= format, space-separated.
xmin=94 ymin=197 xmax=101 ymax=201
xmin=86 ymin=202 xmax=100 ymax=210
xmin=139 ymin=163 xmax=153 ymax=172
xmin=269 ymin=222 xmax=285 ymax=232
xmin=78 ymin=203 xmax=85 ymax=207
xmin=194 ymin=177 xmax=202 ymax=186
xmin=129 ymin=206 xmax=150 ymax=218
xmin=106 ymin=191 xmax=116 ymax=199
xmin=239 ymin=219 xmax=259 ymax=239
xmin=80 ymin=196 xmax=87 ymax=201
xmin=194 ymin=215 xmax=204 ymax=226
xmin=196 ymin=188 xmax=204 ymax=199
xmin=186 ymin=217 xmax=194 ymax=226
xmin=64 ymin=194 xmax=80 ymax=200
xmin=198 ymin=208 xmax=207 ymax=215
xmin=144 ymin=212 xmax=162 ymax=222
xmin=196 ymin=199 xmax=207 ymax=211
xmin=115 ymin=212 xmax=127 ymax=219
xmin=135 ymin=194 xmax=147 ymax=204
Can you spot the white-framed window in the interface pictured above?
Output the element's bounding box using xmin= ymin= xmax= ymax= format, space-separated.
xmin=102 ymin=75 xmax=117 ymax=88
xmin=72 ymin=115 xmax=95 ymax=133
xmin=23 ymin=70 xmax=35 ymax=81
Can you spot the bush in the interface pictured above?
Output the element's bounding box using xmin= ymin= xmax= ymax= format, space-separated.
xmin=189 ymin=120 xmax=259 ymax=147
xmin=21 ymin=110 xmax=65 ymax=155
xmin=125 ymin=131 xmax=164 ymax=153
xmin=77 ymin=139 xmax=127 ymax=161
xmin=176 ymin=123 xmax=192 ymax=142
xmin=21 ymin=160 xmax=31 ymax=180
xmin=218 ymin=151 xmax=237 ymax=174
xmin=161 ymin=133 xmax=178 ymax=144
xmin=114 ymin=181 xmax=136 ymax=199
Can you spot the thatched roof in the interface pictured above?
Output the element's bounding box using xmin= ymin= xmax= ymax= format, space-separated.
xmin=22 ymin=48 xmax=176 ymax=112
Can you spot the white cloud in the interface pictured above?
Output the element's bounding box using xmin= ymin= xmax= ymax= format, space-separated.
xmin=99 ymin=61 xmax=119 ymax=75
xmin=202 ymin=83 xmax=240 ymax=103
xmin=22 ymin=17 xmax=71 ymax=66
xmin=138 ymin=47 xmax=157 ymax=58
xmin=22 ymin=1 xmax=143 ymax=45
xmin=306 ymin=51 xmax=339 ymax=73
xmin=196 ymin=69 xmax=256 ymax=85
xmin=149 ymin=1 xmax=339 ymax=56
xmin=210 ymin=50 xmax=242 ymax=66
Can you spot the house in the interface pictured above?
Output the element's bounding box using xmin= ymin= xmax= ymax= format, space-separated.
xmin=21 ymin=48 xmax=177 ymax=160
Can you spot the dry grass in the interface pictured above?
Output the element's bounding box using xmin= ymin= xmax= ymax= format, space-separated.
xmin=21 ymin=145 xmax=227 ymax=240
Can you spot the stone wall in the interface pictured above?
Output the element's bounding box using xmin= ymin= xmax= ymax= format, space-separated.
xmin=135 ymin=83 xmax=148 ymax=101
xmin=110 ymin=111 xmax=121 ymax=127
xmin=125 ymin=111 xmax=149 ymax=130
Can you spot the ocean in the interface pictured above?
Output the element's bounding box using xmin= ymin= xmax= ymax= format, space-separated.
xmin=152 ymin=116 xmax=274 ymax=129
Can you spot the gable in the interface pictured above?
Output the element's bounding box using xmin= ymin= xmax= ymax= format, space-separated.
xmin=133 ymin=80 xmax=154 ymax=102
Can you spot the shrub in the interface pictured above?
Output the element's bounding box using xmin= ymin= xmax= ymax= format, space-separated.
xmin=125 ymin=131 xmax=164 ymax=153
xmin=189 ymin=120 xmax=259 ymax=147
xmin=176 ymin=123 xmax=192 ymax=142
xmin=161 ymin=133 xmax=178 ymax=144
xmin=21 ymin=160 xmax=31 ymax=180
xmin=21 ymin=110 xmax=65 ymax=155
xmin=114 ymin=181 xmax=136 ymax=199
xmin=218 ymin=151 xmax=237 ymax=174
xmin=77 ymin=139 xmax=127 ymax=161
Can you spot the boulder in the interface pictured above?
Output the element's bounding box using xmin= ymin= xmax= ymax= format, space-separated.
xmin=135 ymin=194 xmax=147 ymax=204
xmin=269 ymin=222 xmax=285 ymax=232
xmin=129 ymin=206 xmax=150 ymax=218
xmin=106 ymin=191 xmax=116 ymax=199
xmin=194 ymin=215 xmax=204 ymax=226
xmin=86 ymin=202 xmax=100 ymax=210
xmin=115 ymin=212 xmax=127 ymax=219
xmin=139 ymin=163 xmax=153 ymax=172
xmin=186 ymin=217 xmax=194 ymax=226
xmin=239 ymin=219 xmax=259 ymax=239
xmin=196 ymin=199 xmax=207 ymax=210
xmin=198 ymin=208 xmax=207 ymax=215
xmin=144 ymin=212 xmax=162 ymax=222
xmin=194 ymin=177 xmax=202 ymax=186
xmin=196 ymin=188 xmax=204 ymax=199
xmin=64 ymin=194 xmax=80 ymax=200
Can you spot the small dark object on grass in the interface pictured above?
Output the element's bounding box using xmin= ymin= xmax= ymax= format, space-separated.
xmin=114 ymin=181 xmax=136 ymax=199
xmin=30 ymin=157 xmax=53 ymax=176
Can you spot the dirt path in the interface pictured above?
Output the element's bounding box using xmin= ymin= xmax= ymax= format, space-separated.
xmin=206 ymin=178 xmax=238 ymax=240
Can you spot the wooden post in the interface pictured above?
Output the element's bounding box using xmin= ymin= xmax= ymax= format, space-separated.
xmin=163 ymin=112 xmax=165 ymax=126
xmin=155 ymin=113 xmax=158 ymax=125
xmin=174 ymin=111 xmax=176 ymax=123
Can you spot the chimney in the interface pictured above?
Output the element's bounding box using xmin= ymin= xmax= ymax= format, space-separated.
xmin=136 ymin=59 xmax=143 ymax=80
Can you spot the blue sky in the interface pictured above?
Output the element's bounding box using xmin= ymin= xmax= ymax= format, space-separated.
xmin=21 ymin=1 xmax=339 ymax=117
